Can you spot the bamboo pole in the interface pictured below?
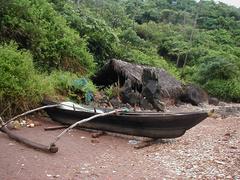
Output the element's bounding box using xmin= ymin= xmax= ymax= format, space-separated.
xmin=0 ymin=103 xmax=127 ymax=153
xmin=0 ymin=104 xmax=60 ymax=153
xmin=0 ymin=117 xmax=58 ymax=153
xmin=52 ymin=108 xmax=126 ymax=144
xmin=2 ymin=104 xmax=60 ymax=127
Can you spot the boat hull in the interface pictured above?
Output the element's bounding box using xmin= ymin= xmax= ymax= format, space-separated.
xmin=44 ymin=105 xmax=209 ymax=138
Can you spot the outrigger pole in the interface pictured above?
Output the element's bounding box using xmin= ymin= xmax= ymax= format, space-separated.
xmin=0 ymin=104 xmax=60 ymax=153
xmin=0 ymin=104 xmax=127 ymax=153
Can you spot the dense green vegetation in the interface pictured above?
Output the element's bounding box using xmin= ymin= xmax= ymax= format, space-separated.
xmin=0 ymin=0 xmax=240 ymax=116
xmin=0 ymin=43 xmax=54 ymax=116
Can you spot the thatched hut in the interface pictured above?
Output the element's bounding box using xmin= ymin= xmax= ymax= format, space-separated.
xmin=93 ymin=59 xmax=183 ymax=99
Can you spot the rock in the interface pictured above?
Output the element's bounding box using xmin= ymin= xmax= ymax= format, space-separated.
xmin=152 ymin=100 xmax=165 ymax=112
xmin=208 ymin=97 xmax=219 ymax=106
xmin=224 ymin=133 xmax=231 ymax=137
xmin=219 ymin=102 xmax=226 ymax=106
xmin=109 ymin=96 xmax=134 ymax=109
xmin=180 ymin=84 xmax=208 ymax=106
xmin=109 ymin=97 xmax=122 ymax=108
xmin=91 ymin=131 xmax=105 ymax=138
xmin=186 ymin=164 xmax=193 ymax=169
xmin=229 ymin=146 xmax=237 ymax=149
xmin=120 ymin=79 xmax=141 ymax=106
xmin=126 ymin=91 xmax=141 ymax=106
xmin=141 ymin=68 xmax=165 ymax=111
xmin=91 ymin=139 xmax=99 ymax=143
xmin=93 ymin=59 xmax=183 ymax=103
xmin=53 ymin=175 xmax=60 ymax=178
xmin=140 ymin=98 xmax=154 ymax=110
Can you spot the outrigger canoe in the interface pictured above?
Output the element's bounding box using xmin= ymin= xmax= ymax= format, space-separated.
xmin=44 ymin=101 xmax=210 ymax=139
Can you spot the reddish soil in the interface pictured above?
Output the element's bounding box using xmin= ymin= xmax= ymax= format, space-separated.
xmin=0 ymin=116 xmax=239 ymax=180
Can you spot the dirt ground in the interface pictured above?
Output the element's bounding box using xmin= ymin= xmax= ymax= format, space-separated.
xmin=0 ymin=116 xmax=239 ymax=180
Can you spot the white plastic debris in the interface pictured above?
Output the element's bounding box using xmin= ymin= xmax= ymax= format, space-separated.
xmin=59 ymin=101 xmax=104 ymax=113
xmin=128 ymin=140 xmax=139 ymax=145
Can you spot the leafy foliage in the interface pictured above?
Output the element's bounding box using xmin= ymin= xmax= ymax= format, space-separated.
xmin=193 ymin=56 xmax=239 ymax=84
xmin=0 ymin=0 xmax=95 ymax=72
xmin=204 ymin=79 xmax=240 ymax=102
xmin=1 ymin=0 xmax=240 ymax=117
xmin=103 ymin=84 xmax=120 ymax=99
xmin=49 ymin=71 xmax=97 ymax=103
xmin=50 ymin=0 xmax=119 ymax=66
xmin=0 ymin=43 xmax=54 ymax=116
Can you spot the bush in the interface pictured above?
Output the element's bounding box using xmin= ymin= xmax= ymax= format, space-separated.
xmin=50 ymin=1 xmax=119 ymax=67
xmin=115 ymin=45 xmax=180 ymax=78
xmin=204 ymin=79 xmax=240 ymax=101
xmin=49 ymin=71 xmax=97 ymax=103
xmin=103 ymin=84 xmax=120 ymax=99
xmin=49 ymin=71 xmax=78 ymax=95
xmin=1 ymin=0 xmax=95 ymax=73
xmin=193 ymin=56 xmax=239 ymax=84
xmin=119 ymin=28 xmax=145 ymax=46
xmin=191 ymin=55 xmax=240 ymax=101
xmin=0 ymin=43 xmax=54 ymax=117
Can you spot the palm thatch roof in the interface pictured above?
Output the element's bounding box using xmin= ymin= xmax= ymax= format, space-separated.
xmin=93 ymin=59 xmax=183 ymax=98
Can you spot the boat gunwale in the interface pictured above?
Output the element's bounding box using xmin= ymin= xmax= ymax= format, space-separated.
xmin=56 ymin=107 xmax=208 ymax=117
xmin=43 ymin=100 xmax=209 ymax=117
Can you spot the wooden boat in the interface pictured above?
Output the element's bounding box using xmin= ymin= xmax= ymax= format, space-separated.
xmin=44 ymin=101 xmax=210 ymax=138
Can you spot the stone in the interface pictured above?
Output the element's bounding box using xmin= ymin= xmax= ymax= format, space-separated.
xmin=91 ymin=139 xmax=99 ymax=143
xmin=109 ymin=97 xmax=122 ymax=108
xmin=141 ymin=68 xmax=164 ymax=111
xmin=120 ymin=79 xmax=141 ymax=106
xmin=180 ymin=84 xmax=208 ymax=106
xmin=140 ymin=98 xmax=154 ymax=110
xmin=208 ymin=97 xmax=219 ymax=106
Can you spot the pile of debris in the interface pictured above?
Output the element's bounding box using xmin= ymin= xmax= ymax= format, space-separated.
xmin=93 ymin=59 xmax=210 ymax=111
xmin=7 ymin=117 xmax=41 ymax=129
